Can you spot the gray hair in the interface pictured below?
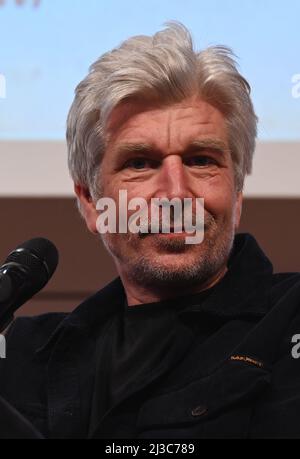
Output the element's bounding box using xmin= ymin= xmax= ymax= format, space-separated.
xmin=66 ymin=21 xmax=257 ymax=200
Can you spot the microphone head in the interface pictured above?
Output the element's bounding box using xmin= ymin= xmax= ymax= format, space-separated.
xmin=5 ymin=238 xmax=59 ymax=286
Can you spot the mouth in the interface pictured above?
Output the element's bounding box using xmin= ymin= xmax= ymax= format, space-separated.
xmin=151 ymin=227 xmax=193 ymax=238
xmin=158 ymin=227 xmax=186 ymax=234
xmin=138 ymin=228 xmax=183 ymax=238
xmin=139 ymin=225 xmax=206 ymax=236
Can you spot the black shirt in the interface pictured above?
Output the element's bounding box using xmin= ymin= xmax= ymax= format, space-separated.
xmin=89 ymin=286 xmax=216 ymax=435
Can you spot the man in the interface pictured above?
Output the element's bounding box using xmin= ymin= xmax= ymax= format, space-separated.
xmin=1 ymin=21 xmax=300 ymax=439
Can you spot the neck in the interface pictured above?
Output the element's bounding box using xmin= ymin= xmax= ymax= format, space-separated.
xmin=121 ymin=265 xmax=228 ymax=307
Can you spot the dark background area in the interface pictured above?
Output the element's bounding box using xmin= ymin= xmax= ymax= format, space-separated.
xmin=0 ymin=197 xmax=299 ymax=316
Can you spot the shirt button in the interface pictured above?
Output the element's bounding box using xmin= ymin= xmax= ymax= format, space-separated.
xmin=191 ymin=406 xmax=208 ymax=417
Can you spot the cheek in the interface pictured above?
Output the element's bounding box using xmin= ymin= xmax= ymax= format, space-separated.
xmin=202 ymin=187 xmax=236 ymax=222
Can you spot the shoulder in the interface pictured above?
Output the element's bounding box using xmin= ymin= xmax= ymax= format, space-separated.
xmin=271 ymin=271 xmax=300 ymax=286
xmin=270 ymin=272 xmax=300 ymax=303
xmin=266 ymin=272 xmax=300 ymax=322
xmin=3 ymin=312 xmax=69 ymax=354
xmin=0 ymin=313 xmax=69 ymax=406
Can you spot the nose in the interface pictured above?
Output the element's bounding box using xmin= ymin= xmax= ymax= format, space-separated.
xmin=154 ymin=155 xmax=192 ymax=200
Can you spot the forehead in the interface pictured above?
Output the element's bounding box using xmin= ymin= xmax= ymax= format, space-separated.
xmin=106 ymin=97 xmax=228 ymax=151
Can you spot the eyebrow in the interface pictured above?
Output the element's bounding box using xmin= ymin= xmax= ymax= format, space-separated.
xmin=184 ymin=139 xmax=229 ymax=156
xmin=112 ymin=143 xmax=155 ymax=159
xmin=111 ymin=138 xmax=229 ymax=160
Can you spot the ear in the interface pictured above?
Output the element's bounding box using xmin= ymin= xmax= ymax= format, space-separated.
xmin=74 ymin=184 xmax=98 ymax=234
xmin=234 ymin=191 xmax=243 ymax=231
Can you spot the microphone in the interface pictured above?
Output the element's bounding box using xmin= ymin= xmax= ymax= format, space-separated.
xmin=0 ymin=238 xmax=59 ymax=332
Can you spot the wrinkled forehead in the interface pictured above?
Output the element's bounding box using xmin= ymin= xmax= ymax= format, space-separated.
xmin=106 ymin=98 xmax=162 ymax=136
xmin=105 ymin=96 xmax=229 ymax=152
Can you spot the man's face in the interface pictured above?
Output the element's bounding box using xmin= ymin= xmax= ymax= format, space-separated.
xmin=78 ymin=96 xmax=243 ymax=290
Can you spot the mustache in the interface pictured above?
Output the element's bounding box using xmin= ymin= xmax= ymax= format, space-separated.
xmin=133 ymin=212 xmax=214 ymax=236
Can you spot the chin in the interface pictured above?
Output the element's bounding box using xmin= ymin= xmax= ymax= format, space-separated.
xmin=127 ymin=259 xmax=207 ymax=289
xmin=155 ymin=250 xmax=196 ymax=262
xmin=141 ymin=251 xmax=201 ymax=274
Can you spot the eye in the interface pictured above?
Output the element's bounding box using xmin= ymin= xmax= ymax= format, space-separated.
xmin=184 ymin=156 xmax=218 ymax=167
xmin=124 ymin=157 xmax=158 ymax=170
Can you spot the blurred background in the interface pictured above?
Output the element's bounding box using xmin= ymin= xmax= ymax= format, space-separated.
xmin=0 ymin=0 xmax=299 ymax=315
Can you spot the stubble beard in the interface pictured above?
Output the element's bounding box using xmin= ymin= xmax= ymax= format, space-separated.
xmin=100 ymin=215 xmax=236 ymax=291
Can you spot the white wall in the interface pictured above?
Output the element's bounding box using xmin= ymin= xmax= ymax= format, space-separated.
xmin=0 ymin=141 xmax=299 ymax=197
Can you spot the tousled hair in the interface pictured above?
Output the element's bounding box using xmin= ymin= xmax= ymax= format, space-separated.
xmin=67 ymin=21 xmax=257 ymax=200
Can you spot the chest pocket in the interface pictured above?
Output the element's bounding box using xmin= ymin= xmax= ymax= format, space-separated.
xmin=136 ymin=358 xmax=271 ymax=439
